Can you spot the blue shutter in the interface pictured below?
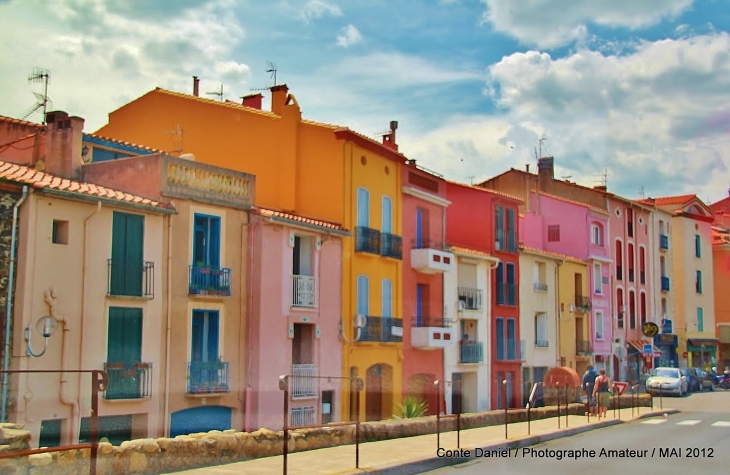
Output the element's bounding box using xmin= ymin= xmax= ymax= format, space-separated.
xmin=382 ymin=279 xmax=392 ymax=318
xmin=357 ymin=188 xmax=369 ymax=227
xmin=496 ymin=263 xmax=504 ymax=304
xmin=415 ymin=209 xmax=422 ymax=248
xmin=192 ymin=311 xmax=204 ymax=362
xmin=506 ymin=263 xmax=516 ymax=305
xmin=415 ymin=284 xmax=423 ymax=326
xmin=207 ymin=312 xmax=220 ymax=361
xmin=697 ymin=308 xmax=704 ymax=332
xmin=382 ymin=197 xmax=392 ymax=234
xmin=210 ymin=217 xmax=221 ymax=268
xmin=507 ymin=318 xmax=516 ymax=359
xmin=496 ymin=318 xmax=504 ymax=360
xmin=357 ymin=275 xmax=369 ymax=315
xmin=495 ymin=206 xmax=504 ymax=250
xmin=507 ymin=209 xmax=516 ymax=251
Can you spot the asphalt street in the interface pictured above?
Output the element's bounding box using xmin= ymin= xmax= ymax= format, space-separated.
xmin=423 ymin=391 xmax=730 ymax=475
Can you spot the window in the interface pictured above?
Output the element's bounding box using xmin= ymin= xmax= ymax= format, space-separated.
xmin=695 ymin=234 xmax=701 ymax=258
xmin=292 ymin=323 xmax=314 ymax=365
xmin=506 ymin=209 xmax=516 ymax=252
xmin=110 ymin=211 xmax=145 ymax=296
xmin=533 ymin=262 xmax=547 ymax=291
xmin=696 ymin=270 xmax=702 ymax=294
xmin=627 ymin=243 xmax=635 ymax=282
xmin=506 ymin=318 xmax=517 ymax=359
xmin=415 ymin=283 xmax=429 ymax=325
xmin=381 ymin=196 xmax=392 ymax=234
xmin=106 ymin=307 xmax=143 ymax=399
xmin=52 ymin=220 xmax=69 ymax=245
xmin=92 ymin=147 xmax=131 ymax=163
xmin=496 ymin=318 xmax=504 ymax=360
xmin=697 ymin=307 xmax=704 ymax=332
xmin=615 ymin=240 xmax=623 ymax=280
xmin=595 ymin=311 xmax=604 ymax=340
xmin=356 ymin=275 xmax=369 ymax=315
xmin=616 ymin=288 xmax=624 ymax=329
xmin=629 ymin=290 xmax=636 ymax=329
xmin=506 ymin=262 xmax=516 ymax=305
xmin=660 ymin=255 xmax=666 ymax=277
xmin=356 ymin=187 xmax=370 ymax=227
xmin=496 ymin=262 xmax=504 ymax=305
xmin=627 ymin=208 xmax=634 ymax=237
xmin=593 ymin=263 xmax=602 ymax=294
xmin=382 ymin=279 xmax=393 ymax=318
xmin=661 ymin=298 xmax=667 ymax=318
xmin=535 ymin=313 xmax=548 ymax=347
xmin=547 ymin=225 xmax=560 ymax=242
xmin=192 ymin=310 xmax=220 ymax=363
xmin=639 ymin=247 xmax=646 ymax=284
xmin=591 ymin=224 xmax=602 ymax=246
xmin=415 ymin=208 xmax=429 ymax=248
xmin=292 ymin=236 xmax=315 ymax=307
xmin=193 ymin=214 xmax=221 ymax=267
xmin=495 ymin=206 xmax=504 ymax=250
xmin=640 ymin=293 xmax=647 ymax=326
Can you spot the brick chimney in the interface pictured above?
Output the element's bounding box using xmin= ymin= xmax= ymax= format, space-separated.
xmin=382 ymin=120 xmax=398 ymax=151
xmin=193 ymin=76 xmax=200 ymax=97
xmin=242 ymin=93 xmax=263 ymax=110
xmin=270 ymin=84 xmax=289 ymax=115
xmin=537 ymin=156 xmax=554 ymax=189
xmin=43 ymin=110 xmax=85 ymax=179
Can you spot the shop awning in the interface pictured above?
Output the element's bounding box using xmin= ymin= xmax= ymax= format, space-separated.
xmin=627 ymin=340 xmax=663 ymax=357
xmin=687 ymin=338 xmax=720 ymax=346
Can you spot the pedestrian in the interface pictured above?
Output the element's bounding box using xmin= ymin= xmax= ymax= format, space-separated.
xmin=582 ymin=365 xmax=598 ymax=414
xmin=593 ymin=368 xmax=611 ymax=418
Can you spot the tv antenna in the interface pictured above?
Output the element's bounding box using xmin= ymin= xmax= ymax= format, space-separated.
xmin=163 ymin=124 xmax=184 ymax=155
xmin=638 ymin=186 xmax=645 ymax=199
xmin=206 ymin=84 xmax=224 ymax=101
xmin=266 ymin=62 xmax=278 ymax=85
xmin=22 ymin=68 xmax=51 ymax=124
xmin=538 ymin=134 xmax=548 ymax=158
xmin=468 ymin=175 xmax=475 ymax=185
xmin=593 ymin=168 xmax=609 ymax=188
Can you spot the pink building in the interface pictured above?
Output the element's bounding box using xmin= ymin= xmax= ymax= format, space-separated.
xmin=247 ymin=208 xmax=347 ymax=430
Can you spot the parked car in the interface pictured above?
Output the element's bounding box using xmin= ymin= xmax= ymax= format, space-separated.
xmin=646 ymin=367 xmax=687 ymax=396
xmin=680 ymin=368 xmax=701 ymax=392
xmin=695 ymin=369 xmax=715 ymax=391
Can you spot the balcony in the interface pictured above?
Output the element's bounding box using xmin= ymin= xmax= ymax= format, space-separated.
xmin=496 ymin=283 xmax=517 ymax=306
xmin=189 ymin=265 xmax=231 ymax=297
xmin=661 ymin=276 xmax=670 ymax=292
xmin=411 ymin=238 xmax=454 ymax=274
xmin=355 ymin=227 xmax=381 ymax=255
xmin=107 ymin=259 xmax=154 ymax=298
xmin=574 ymin=296 xmax=591 ymax=312
xmin=660 ymin=234 xmax=669 ymax=250
xmin=496 ymin=339 xmax=524 ymax=361
xmin=380 ymin=233 xmax=403 ymax=260
xmin=535 ymin=340 xmax=549 ymax=348
xmin=359 ymin=316 xmax=403 ymax=343
xmin=411 ymin=316 xmax=455 ymax=349
xmin=292 ymin=275 xmax=316 ymax=308
xmin=458 ymin=287 xmax=482 ymax=311
xmin=103 ymin=362 xmax=152 ymax=400
xmin=576 ymin=340 xmax=593 ymax=356
xmin=460 ymin=342 xmax=484 ymax=363
xmin=533 ymin=282 xmax=548 ymax=292
xmin=187 ymin=361 xmax=230 ymax=394
xmin=291 ymin=364 xmax=318 ymax=398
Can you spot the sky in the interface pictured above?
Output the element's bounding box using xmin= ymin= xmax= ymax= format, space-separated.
xmin=1 ymin=0 xmax=729 ymax=203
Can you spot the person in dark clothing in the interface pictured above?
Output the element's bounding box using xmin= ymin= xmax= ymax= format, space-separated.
xmin=582 ymin=365 xmax=598 ymax=414
xmin=593 ymin=368 xmax=612 ymax=418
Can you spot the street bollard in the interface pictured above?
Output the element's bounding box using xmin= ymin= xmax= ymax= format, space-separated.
xmin=434 ymin=381 xmax=441 ymax=450
xmin=659 ymin=383 xmax=663 ymax=412
xmin=565 ymin=384 xmax=569 ymax=428
xmin=557 ymin=382 xmax=561 ymax=429
xmin=630 ymin=386 xmax=635 ymax=417
xmin=612 ymin=384 xmax=617 ymax=419
xmin=503 ymin=380 xmax=508 ymax=440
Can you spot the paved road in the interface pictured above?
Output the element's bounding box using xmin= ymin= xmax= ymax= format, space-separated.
xmin=651 ymin=385 xmax=730 ymax=413
xmin=423 ymin=393 xmax=730 ymax=475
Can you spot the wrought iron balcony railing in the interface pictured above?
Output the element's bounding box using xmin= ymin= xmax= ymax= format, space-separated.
xmin=359 ymin=316 xmax=402 ymax=343
xmin=355 ymin=227 xmax=381 ymax=254
xmin=187 ymin=361 xmax=230 ymax=394
xmin=458 ymin=287 xmax=482 ymax=310
xmin=574 ymin=296 xmax=591 ymax=312
xmin=533 ymin=282 xmax=548 ymax=292
xmin=291 ymin=364 xmax=318 ymax=398
xmin=412 ymin=237 xmax=445 ymax=250
xmin=292 ymin=275 xmax=316 ymax=307
xmin=535 ymin=340 xmax=549 ymax=348
xmin=460 ymin=342 xmax=484 ymax=363
xmin=103 ymin=362 xmax=152 ymax=400
xmin=411 ymin=316 xmax=452 ymax=328
xmin=381 ymin=233 xmax=403 ymax=259
xmin=107 ymin=259 xmax=154 ymax=298
xmin=189 ymin=265 xmax=231 ymax=296
xmin=576 ymin=340 xmax=593 ymax=355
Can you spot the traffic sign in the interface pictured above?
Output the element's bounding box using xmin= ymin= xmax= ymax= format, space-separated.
xmin=643 ymin=344 xmax=653 ymax=355
xmin=614 ymin=382 xmax=628 ymax=395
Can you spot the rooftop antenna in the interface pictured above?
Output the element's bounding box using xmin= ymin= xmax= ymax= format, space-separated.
xmin=22 ymin=68 xmax=51 ymax=124
xmin=206 ymin=84 xmax=224 ymax=101
xmin=266 ymin=62 xmax=277 ymax=85
xmin=538 ymin=134 xmax=548 ymax=158
xmin=468 ymin=175 xmax=475 ymax=185
xmin=163 ymin=124 xmax=184 ymax=155
xmin=638 ymin=186 xmax=645 ymax=199
xmin=593 ymin=168 xmax=609 ymax=188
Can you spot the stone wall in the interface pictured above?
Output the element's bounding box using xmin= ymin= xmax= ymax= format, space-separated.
xmin=2 ymin=396 xmax=653 ymax=475
xmin=0 ymin=191 xmax=20 ymax=417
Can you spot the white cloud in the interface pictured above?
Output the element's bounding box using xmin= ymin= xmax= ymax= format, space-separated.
xmin=336 ymin=24 xmax=362 ymax=48
xmin=481 ymin=0 xmax=695 ymax=48
xmin=301 ymin=0 xmax=342 ymax=21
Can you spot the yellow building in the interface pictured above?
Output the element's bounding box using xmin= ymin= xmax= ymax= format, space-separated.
xmin=556 ymin=260 xmax=591 ymax=375
xmin=96 ymin=82 xmax=405 ymax=422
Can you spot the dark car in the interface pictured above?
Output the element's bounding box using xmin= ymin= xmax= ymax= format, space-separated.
xmin=695 ymin=369 xmax=715 ymax=391
xmin=680 ymin=368 xmax=701 ymax=392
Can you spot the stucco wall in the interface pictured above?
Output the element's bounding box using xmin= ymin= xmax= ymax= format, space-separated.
xmin=519 ymin=252 xmax=558 ymax=369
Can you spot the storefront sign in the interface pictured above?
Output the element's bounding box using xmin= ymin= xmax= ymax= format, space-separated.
xmin=642 ymin=322 xmax=659 ymax=338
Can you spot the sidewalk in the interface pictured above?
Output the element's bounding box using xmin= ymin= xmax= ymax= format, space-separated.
xmin=173 ymin=407 xmax=678 ymax=475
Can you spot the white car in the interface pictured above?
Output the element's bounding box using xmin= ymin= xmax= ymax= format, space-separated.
xmin=646 ymin=367 xmax=688 ymax=396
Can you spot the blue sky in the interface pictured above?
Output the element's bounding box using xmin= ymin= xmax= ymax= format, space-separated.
xmin=1 ymin=0 xmax=729 ymax=203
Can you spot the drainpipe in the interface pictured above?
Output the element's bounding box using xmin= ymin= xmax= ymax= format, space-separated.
xmin=244 ymin=212 xmax=257 ymax=432
xmin=1 ymin=185 xmax=28 ymax=422
xmin=46 ymin=289 xmax=77 ymax=445
xmin=162 ymin=213 xmax=173 ymax=436
xmin=76 ymin=201 xmax=102 ymax=442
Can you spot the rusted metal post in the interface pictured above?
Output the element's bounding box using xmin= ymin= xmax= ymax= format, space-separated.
xmin=434 ymin=380 xmax=440 ymax=449
xmin=613 ymin=384 xmax=617 ymax=419
xmin=90 ymin=370 xmax=107 ymax=475
xmin=279 ymin=376 xmax=289 ymax=475
xmin=659 ymin=383 xmax=663 ymax=411
xmin=557 ymin=382 xmax=561 ymax=428
xmin=503 ymin=380 xmax=508 ymax=439
xmin=355 ymin=377 xmax=363 ymax=469
xmin=565 ymin=384 xmax=569 ymax=428
xmin=455 ymin=381 xmax=461 ymax=449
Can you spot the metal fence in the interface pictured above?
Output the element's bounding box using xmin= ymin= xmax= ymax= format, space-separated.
xmin=291 ymin=364 xmax=318 ymax=397
xmin=291 ymin=275 xmax=316 ymax=307
xmin=103 ymin=362 xmax=152 ymax=399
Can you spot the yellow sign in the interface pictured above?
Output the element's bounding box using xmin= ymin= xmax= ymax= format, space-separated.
xmin=166 ymin=162 xmax=251 ymax=200
xmin=642 ymin=322 xmax=659 ymax=338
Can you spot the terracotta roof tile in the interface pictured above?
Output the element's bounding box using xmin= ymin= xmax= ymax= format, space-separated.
xmin=638 ymin=194 xmax=696 ymax=207
xmin=446 ymin=180 xmax=524 ymax=202
xmin=448 ymin=245 xmax=494 ymax=258
xmin=0 ymin=159 xmax=175 ymax=212
xmin=154 ymin=88 xmax=280 ymax=119
xmin=253 ymin=207 xmax=348 ymax=232
xmin=538 ymin=191 xmax=609 ymax=215
xmin=84 ymin=133 xmax=165 ymax=154
xmin=0 ymin=115 xmax=44 ymax=129
xmin=302 ymin=118 xmax=341 ymax=129
xmin=519 ymin=245 xmax=587 ymax=264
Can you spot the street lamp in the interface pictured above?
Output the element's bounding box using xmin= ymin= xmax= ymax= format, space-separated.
xmin=25 ymin=316 xmax=59 ymax=357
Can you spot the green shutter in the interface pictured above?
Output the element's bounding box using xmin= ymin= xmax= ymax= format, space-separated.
xmin=107 ymin=307 xmax=143 ymax=399
xmin=110 ymin=212 xmax=144 ymax=296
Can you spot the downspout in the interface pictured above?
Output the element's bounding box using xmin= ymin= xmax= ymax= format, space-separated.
xmin=76 ymin=201 xmax=102 ymax=442
xmin=162 ymin=213 xmax=172 ymax=436
xmin=244 ymin=213 xmax=257 ymax=432
xmin=1 ymin=185 xmax=28 ymax=422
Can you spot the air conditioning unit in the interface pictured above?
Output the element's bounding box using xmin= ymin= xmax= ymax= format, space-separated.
xmin=353 ymin=314 xmax=367 ymax=328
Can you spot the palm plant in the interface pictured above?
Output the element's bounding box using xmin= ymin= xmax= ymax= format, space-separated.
xmin=393 ymin=396 xmax=428 ymax=419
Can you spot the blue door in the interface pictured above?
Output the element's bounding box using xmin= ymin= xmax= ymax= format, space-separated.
xmin=169 ymin=406 xmax=232 ymax=437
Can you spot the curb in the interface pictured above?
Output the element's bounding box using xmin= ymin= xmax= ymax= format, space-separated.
xmin=348 ymin=412 xmax=681 ymax=475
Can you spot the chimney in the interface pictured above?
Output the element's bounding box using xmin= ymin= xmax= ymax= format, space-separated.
xmin=594 ymin=185 xmax=607 ymax=191
xmin=537 ymin=156 xmax=554 ymax=183
xmin=42 ymin=111 xmax=85 ymax=179
xmin=270 ymin=84 xmax=289 ymax=114
xmin=242 ymin=93 xmax=263 ymax=110
xmin=525 ymin=164 xmax=530 ymax=173
xmin=193 ymin=76 xmax=200 ymax=97
xmin=382 ymin=120 xmax=399 ymax=151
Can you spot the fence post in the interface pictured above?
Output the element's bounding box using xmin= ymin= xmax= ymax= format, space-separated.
xmin=565 ymin=384 xmax=569 ymax=428
xmin=355 ymin=377 xmax=363 ymax=469
xmin=635 ymin=385 xmax=640 ymax=415
xmin=612 ymin=384 xmax=616 ymax=419
xmin=659 ymin=383 xmax=663 ymax=412
xmin=456 ymin=382 xmax=461 ymax=449
xmin=434 ymin=380 xmax=441 ymax=449
xmin=90 ymin=370 xmax=107 ymax=475
xmin=556 ymin=382 xmax=561 ymax=429
xmin=503 ymin=380 xmax=508 ymax=439
xmin=279 ymin=376 xmax=289 ymax=475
